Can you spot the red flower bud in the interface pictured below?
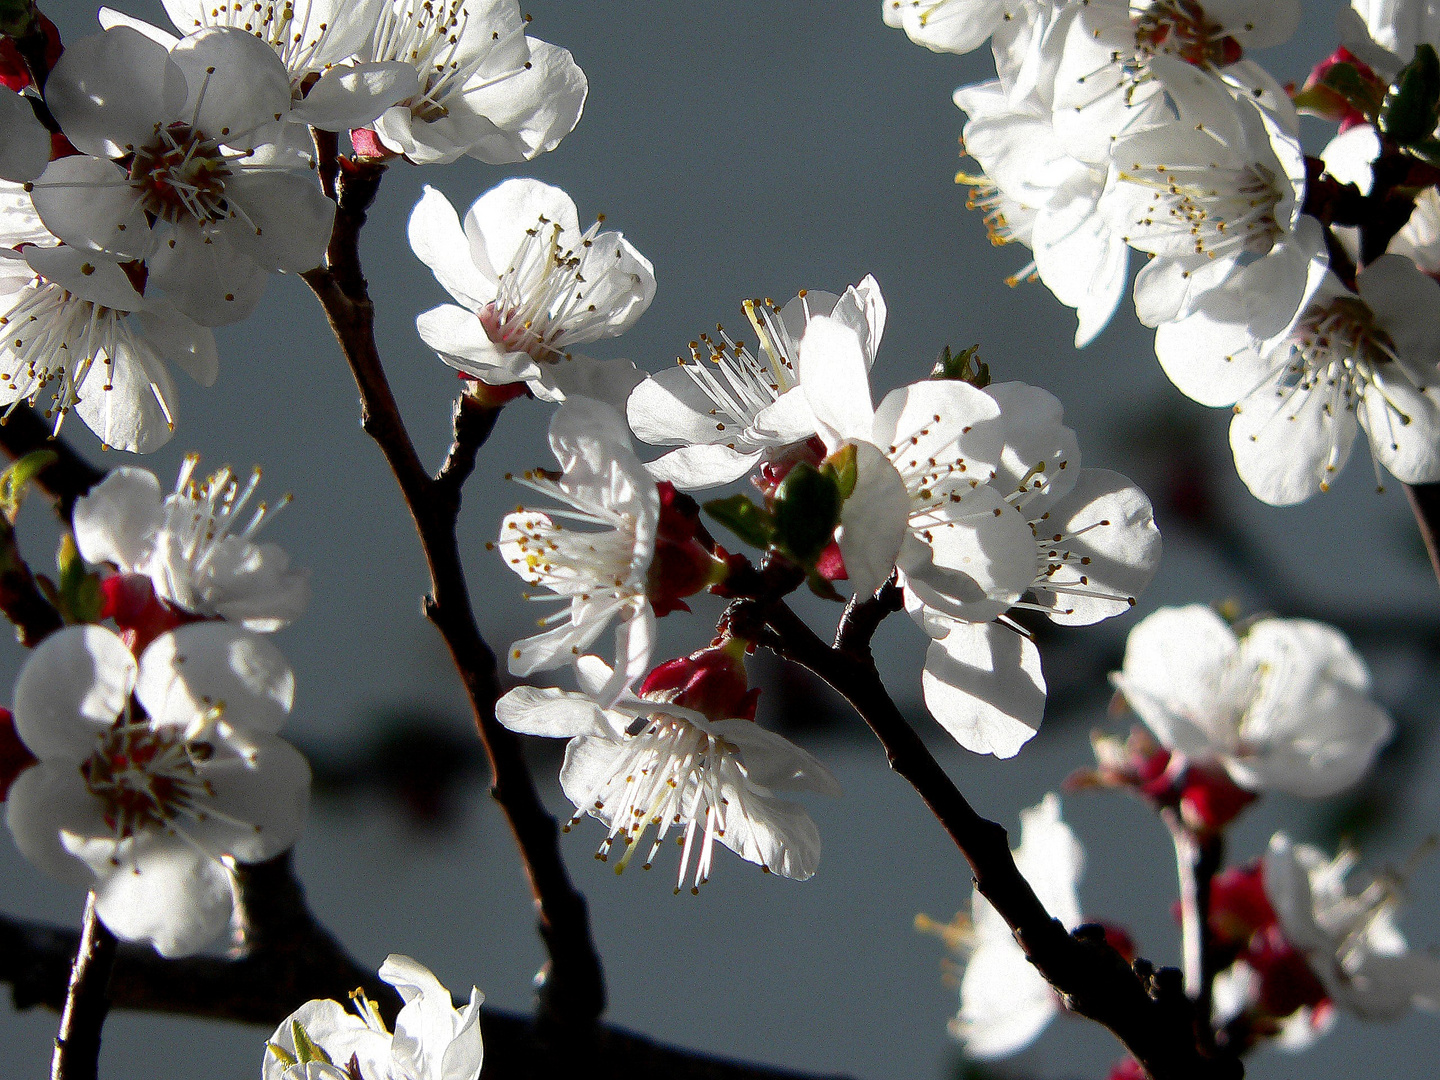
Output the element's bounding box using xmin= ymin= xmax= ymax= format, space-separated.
xmin=99 ymin=573 xmax=202 ymax=653
xmin=1298 ymin=47 xmax=1385 ymax=131
xmin=640 ymin=639 xmax=759 ymax=722
xmin=813 ymin=539 xmax=847 ymax=581
xmin=1209 ymin=862 xmax=1276 ymax=947
xmin=0 ymin=15 xmax=61 ymax=93
xmin=754 ymin=436 xmax=826 ymax=496
xmin=349 ymin=126 xmax=397 ymax=162
xmin=0 ymin=707 xmax=36 ymax=801
xmin=647 ymin=482 xmax=724 ymax=617
xmin=1107 ymin=1057 xmax=1146 ymax=1080
xmin=1179 ymin=764 xmax=1256 ymax=833
xmin=1248 ymin=924 xmax=1329 ymax=1018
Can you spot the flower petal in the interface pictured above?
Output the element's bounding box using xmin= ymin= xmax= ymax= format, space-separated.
xmin=921 ymin=621 xmax=1045 ymax=758
xmin=73 ymin=467 xmax=165 ymax=572
xmin=136 ymin=622 xmax=295 ymax=736
xmin=15 ymin=625 xmax=135 ymax=761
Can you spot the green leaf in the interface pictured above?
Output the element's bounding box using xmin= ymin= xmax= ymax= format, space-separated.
xmin=703 ymin=494 xmax=775 ymax=551
xmin=56 ymin=533 xmax=103 ymax=625
xmin=0 ymin=449 xmax=55 ymax=524
xmin=806 ymin=569 xmax=843 ymax=602
xmin=772 ymin=462 xmax=842 ymax=566
xmin=1382 ymin=44 xmax=1440 ymax=145
xmin=291 ymin=1020 xmax=332 ymax=1066
xmin=822 ymin=443 xmax=858 ymax=500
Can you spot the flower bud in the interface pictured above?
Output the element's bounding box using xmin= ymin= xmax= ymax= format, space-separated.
xmin=647 ymin=483 xmax=726 ymax=616
xmin=1208 ymin=862 xmax=1275 ymax=948
xmin=1179 ymin=764 xmax=1257 ymax=834
xmin=639 ymin=638 xmax=759 ymax=722
xmin=349 ymin=126 xmax=398 ymax=163
xmin=98 ymin=572 xmax=200 ymax=653
xmin=1294 ymin=47 xmax=1386 ymax=131
xmin=1248 ymin=924 xmax=1330 ymax=1019
xmin=754 ymin=436 xmax=825 ymax=496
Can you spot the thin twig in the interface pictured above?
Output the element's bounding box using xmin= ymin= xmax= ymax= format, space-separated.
xmin=50 ymin=893 xmax=116 ymax=1080
xmin=301 ymin=157 xmax=604 ymax=1026
xmin=747 ymin=596 xmax=1238 ymax=1080
xmin=1163 ymin=810 xmax=1223 ymax=1046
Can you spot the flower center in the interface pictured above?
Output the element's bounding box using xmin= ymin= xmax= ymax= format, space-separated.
xmin=129 ymin=121 xmax=233 ymax=225
xmin=370 ymin=0 xmax=530 ymax=119
xmin=1118 ymin=160 xmax=1285 ymax=259
xmin=80 ymin=722 xmax=212 ymax=842
xmin=1132 ymin=0 xmax=1242 ymax=69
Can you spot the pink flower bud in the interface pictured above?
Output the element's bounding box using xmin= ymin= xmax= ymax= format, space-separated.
xmin=754 ymin=437 xmax=826 ymax=496
xmin=0 ymin=706 xmax=35 ymax=801
xmin=1297 ymin=47 xmax=1384 ymax=131
xmin=99 ymin=572 xmax=202 ymax=654
xmin=1107 ymin=1057 xmax=1146 ymax=1080
xmin=640 ymin=640 xmax=760 ymax=722
xmin=1209 ymin=862 xmax=1276 ymax=947
xmin=349 ymin=127 xmax=397 ymax=162
xmin=1248 ymin=924 xmax=1329 ymax=1018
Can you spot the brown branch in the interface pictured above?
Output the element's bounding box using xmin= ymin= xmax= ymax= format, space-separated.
xmin=746 ymin=597 xmax=1239 ymax=1080
xmin=1163 ymin=811 xmax=1223 ymax=1047
xmin=0 ymin=407 xmax=105 ymax=521
xmin=49 ymin=893 xmax=116 ymax=1080
xmin=0 ymin=879 xmax=848 ymax=1080
xmin=0 ymin=518 xmax=62 ymax=646
xmin=301 ymin=159 xmax=604 ymax=1027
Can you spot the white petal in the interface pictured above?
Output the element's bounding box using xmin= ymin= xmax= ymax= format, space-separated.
xmin=223 ymin=169 xmax=335 ymax=274
xmin=15 ymin=625 xmax=135 ymax=761
xmin=29 ymin=154 xmax=147 ymax=257
xmin=837 ymin=443 xmax=909 ymax=599
xmin=1231 ymin=372 xmax=1357 ymax=505
xmin=73 ymin=334 xmax=179 ymax=454
xmin=708 ymin=719 xmax=843 ymax=797
xmin=464 ymin=178 xmax=580 ymax=287
xmin=44 ymin=28 xmax=186 ymax=157
xmin=416 ymin=304 xmax=534 ymax=382
xmin=644 ymin=444 xmax=763 ymax=491
xmin=136 ymin=300 xmax=219 ymax=387
xmin=408 ymin=185 xmax=495 ymax=310
xmin=291 ymin=62 xmax=420 ymax=131
xmin=136 ymin=623 xmax=295 ymax=736
xmin=146 ymin=221 xmax=270 ymax=327
xmin=89 ymin=837 xmax=233 ymax=957
xmin=25 ymin=245 xmax=141 ymax=310
xmin=718 ymin=788 xmax=823 ymax=881
xmin=541 ymin=354 xmax=643 ymax=412
xmin=72 ymin=466 xmax=164 ymax=571
xmin=383 ymin=955 xmax=484 ymax=1080
xmin=191 ymin=734 xmax=311 ymax=862
xmin=798 ymin=315 xmax=876 ymax=449
xmin=170 ymin=27 xmax=292 ymax=142
xmin=921 ymin=622 xmax=1045 ymax=758
xmin=495 ymin=685 xmax=611 ymax=739
xmin=4 ymin=765 xmax=102 ymax=887
xmin=442 ymin=37 xmax=587 ymax=165
xmin=263 ymin=999 xmax=391 ymax=1080
xmin=956 ymin=936 xmax=1057 ymax=1058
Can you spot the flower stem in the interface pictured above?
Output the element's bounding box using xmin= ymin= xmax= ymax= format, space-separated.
xmin=1404 ymin=482 xmax=1440 ymax=592
xmin=1163 ymin=810 xmax=1224 ymax=1046
xmin=50 ymin=893 xmax=116 ymax=1080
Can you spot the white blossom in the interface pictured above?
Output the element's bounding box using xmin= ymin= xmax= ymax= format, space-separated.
xmin=265 ymin=955 xmax=483 ymax=1080
xmin=1113 ymin=605 xmax=1393 ymax=796
xmin=5 ymin=623 xmax=309 ymax=957
xmin=31 ymin=25 xmax=335 ymax=326
xmin=627 ymin=276 xmax=885 ymax=489
xmin=410 ymin=180 xmax=652 ymax=408
xmin=364 ymin=0 xmax=587 ymax=166
xmin=947 ymin=794 xmax=1083 ymax=1058
xmin=881 ymin=0 xmax=1031 ymax=57
xmin=1267 ymin=833 xmax=1440 ymax=1020
xmin=497 ymin=398 xmax=660 ymax=705
xmin=917 ymin=382 xmax=1160 ymax=758
xmin=497 ymin=655 xmax=840 ymax=891
xmin=99 ymin=1 xmax=419 ymax=132
xmin=73 ymin=456 xmax=309 ymax=632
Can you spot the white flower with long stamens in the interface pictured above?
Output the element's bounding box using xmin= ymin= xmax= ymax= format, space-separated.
xmin=497 ymin=398 xmax=660 ymax=706
xmin=497 ymin=655 xmax=840 ymax=892
xmin=1104 ymin=56 xmax=1309 ymax=328
xmin=4 ymin=622 xmax=310 ymax=957
xmin=73 ymin=455 xmax=309 ymax=632
xmin=914 ymin=382 xmax=1160 ymax=758
xmin=920 ymin=794 xmax=1084 ymax=1058
xmin=1113 ymin=605 xmax=1394 ymax=796
xmin=364 ymin=0 xmax=586 ymax=166
xmin=30 ymin=25 xmax=335 ymax=327
xmin=627 ymin=276 xmax=886 ymax=489
xmin=1157 ymin=243 xmax=1440 ymax=505
xmin=265 ymin=955 xmax=483 ymax=1080
xmin=0 ymin=195 xmax=215 ymax=452
xmin=99 ymin=0 xmax=420 ymax=133
xmin=1266 ymin=833 xmax=1440 ymax=1020
xmin=410 ymin=180 xmax=653 ymax=408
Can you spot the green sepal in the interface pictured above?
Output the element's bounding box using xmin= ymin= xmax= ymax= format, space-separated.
xmin=0 ymin=449 xmax=56 ymax=525
xmin=291 ymin=1020 xmax=332 ymax=1065
xmin=822 ymin=443 xmax=858 ymax=500
xmin=772 ymin=462 xmax=842 ymax=566
xmin=56 ymin=533 xmax=103 ymax=624
xmin=1382 ymin=44 xmax=1440 ymax=146
xmin=703 ymin=494 xmax=775 ymax=551
xmin=1317 ymin=61 xmax=1385 ymax=119
xmin=0 ymin=0 xmax=38 ymax=38
xmin=265 ymin=1043 xmax=298 ymax=1068
xmin=929 ymin=344 xmax=990 ymax=388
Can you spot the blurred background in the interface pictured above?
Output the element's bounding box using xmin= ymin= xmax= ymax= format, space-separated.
xmin=3 ymin=1 xmax=1438 ymax=1077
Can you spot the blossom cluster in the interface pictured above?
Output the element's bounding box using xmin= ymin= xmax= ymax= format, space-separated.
xmin=891 ymin=0 xmax=1440 ymax=506
xmin=0 ymin=0 xmax=585 ymax=450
